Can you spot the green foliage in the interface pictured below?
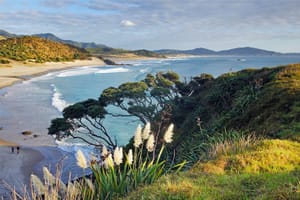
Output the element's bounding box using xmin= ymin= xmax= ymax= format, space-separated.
xmin=48 ymin=99 xmax=115 ymax=147
xmin=15 ymin=124 xmax=185 ymax=200
xmin=48 ymin=118 xmax=73 ymax=138
xmin=122 ymin=139 xmax=300 ymax=200
xmin=0 ymin=36 xmax=88 ymax=62
xmin=171 ymin=64 xmax=300 ymax=166
xmin=49 ymin=72 xmax=179 ymax=148
xmin=77 ymin=123 xmax=185 ymax=199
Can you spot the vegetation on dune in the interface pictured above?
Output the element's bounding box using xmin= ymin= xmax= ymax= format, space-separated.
xmin=0 ymin=36 xmax=88 ymax=63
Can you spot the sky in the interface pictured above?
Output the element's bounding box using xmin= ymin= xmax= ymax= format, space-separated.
xmin=0 ymin=0 xmax=300 ymax=52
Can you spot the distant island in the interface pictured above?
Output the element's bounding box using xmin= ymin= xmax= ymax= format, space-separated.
xmin=154 ymin=47 xmax=300 ymax=56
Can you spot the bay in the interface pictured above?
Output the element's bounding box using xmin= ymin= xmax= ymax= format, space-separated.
xmin=1 ymin=55 xmax=300 ymax=148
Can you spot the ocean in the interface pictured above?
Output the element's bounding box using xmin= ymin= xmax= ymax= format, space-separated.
xmin=1 ymin=55 xmax=300 ymax=150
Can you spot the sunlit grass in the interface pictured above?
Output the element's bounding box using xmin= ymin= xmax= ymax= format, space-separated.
xmin=122 ymin=139 xmax=300 ymax=200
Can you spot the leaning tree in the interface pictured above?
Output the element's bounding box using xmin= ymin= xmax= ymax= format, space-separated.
xmin=48 ymin=71 xmax=183 ymax=149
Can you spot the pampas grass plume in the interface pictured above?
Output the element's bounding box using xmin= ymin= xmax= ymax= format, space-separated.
xmin=134 ymin=124 xmax=143 ymax=147
xmin=146 ymin=134 xmax=155 ymax=152
xmin=101 ymin=145 xmax=108 ymax=157
xmin=76 ymin=149 xmax=88 ymax=169
xmin=114 ymin=147 xmax=123 ymax=166
xmin=104 ymin=154 xmax=114 ymax=169
xmin=142 ymin=122 xmax=151 ymax=140
xmin=164 ymin=123 xmax=174 ymax=143
xmin=43 ymin=167 xmax=55 ymax=186
xmin=126 ymin=149 xmax=133 ymax=165
xmin=31 ymin=174 xmax=45 ymax=195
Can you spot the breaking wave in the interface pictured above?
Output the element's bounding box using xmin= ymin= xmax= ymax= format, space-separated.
xmin=51 ymin=84 xmax=70 ymax=112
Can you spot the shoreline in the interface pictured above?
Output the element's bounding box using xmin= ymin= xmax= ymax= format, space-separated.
xmin=0 ymin=55 xmax=157 ymax=198
xmin=0 ymin=57 xmax=108 ymax=198
xmin=0 ymin=57 xmax=106 ymax=90
xmin=0 ymin=146 xmax=44 ymax=199
xmin=0 ymin=57 xmax=107 ymax=147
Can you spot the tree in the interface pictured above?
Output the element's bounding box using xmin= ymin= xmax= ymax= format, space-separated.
xmin=100 ymin=71 xmax=180 ymax=122
xmin=48 ymin=71 xmax=182 ymax=149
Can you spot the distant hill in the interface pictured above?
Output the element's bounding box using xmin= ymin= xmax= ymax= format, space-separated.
xmin=33 ymin=33 xmax=108 ymax=49
xmin=0 ymin=29 xmax=17 ymax=38
xmin=0 ymin=36 xmax=88 ymax=63
xmin=34 ymin=33 xmax=164 ymax=58
xmin=155 ymin=48 xmax=216 ymax=55
xmin=88 ymin=47 xmax=165 ymax=58
xmin=155 ymin=47 xmax=283 ymax=56
xmin=217 ymin=47 xmax=280 ymax=56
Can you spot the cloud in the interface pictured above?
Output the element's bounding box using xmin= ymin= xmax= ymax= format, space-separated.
xmin=120 ymin=20 xmax=136 ymax=27
xmin=0 ymin=0 xmax=300 ymax=52
xmin=42 ymin=0 xmax=78 ymax=8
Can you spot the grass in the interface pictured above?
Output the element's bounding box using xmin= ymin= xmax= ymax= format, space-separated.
xmin=122 ymin=139 xmax=300 ymax=199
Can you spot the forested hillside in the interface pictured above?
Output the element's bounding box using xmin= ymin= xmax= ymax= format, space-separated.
xmin=0 ymin=36 xmax=88 ymax=63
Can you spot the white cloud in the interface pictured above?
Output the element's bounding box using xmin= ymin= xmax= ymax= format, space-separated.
xmin=120 ymin=20 xmax=136 ymax=27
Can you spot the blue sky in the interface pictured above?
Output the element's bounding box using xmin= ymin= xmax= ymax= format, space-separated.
xmin=0 ymin=0 xmax=300 ymax=52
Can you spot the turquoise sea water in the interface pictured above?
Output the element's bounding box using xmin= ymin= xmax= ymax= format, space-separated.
xmin=1 ymin=55 xmax=300 ymax=149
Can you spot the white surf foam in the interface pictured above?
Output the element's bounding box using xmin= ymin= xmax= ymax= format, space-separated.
xmin=56 ymin=139 xmax=98 ymax=162
xmin=57 ymin=67 xmax=99 ymax=77
xmin=51 ymin=84 xmax=70 ymax=112
xmin=56 ymin=67 xmax=130 ymax=77
xmin=139 ymin=68 xmax=147 ymax=73
xmin=94 ymin=67 xmax=130 ymax=74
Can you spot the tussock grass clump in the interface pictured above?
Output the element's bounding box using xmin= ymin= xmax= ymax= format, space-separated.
xmin=197 ymin=139 xmax=300 ymax=175
xmin=207 ymin=133 xmax=258 ymax=159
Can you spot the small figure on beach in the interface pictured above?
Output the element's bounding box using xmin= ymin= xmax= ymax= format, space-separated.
xmin=11 ymin=146 xmax=14 ymax=153
xmin=16 ymin=146 xmax=20 ymax=154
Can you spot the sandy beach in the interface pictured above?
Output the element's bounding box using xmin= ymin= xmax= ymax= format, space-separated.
xmin=0 ymin=57 xmax=106 ymax=198
xmin=0 ymin=144 xmax=43 ymax=199
xmin=0 ymin=57 xmax=106 ymax=89
xmin=0 ymin=141 xmax=72 ymax=199
xmin=0 ymin=54 xmax=164 ymax=198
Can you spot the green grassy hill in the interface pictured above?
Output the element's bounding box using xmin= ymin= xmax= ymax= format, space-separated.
xmin=123 ymin=139 xmax=300 ymax=199
xmin=176 ymin=64 xmax=300 ymax=137
xmin=0 ymin=36 xmax=88 ymax=63
xmin=173 ymin=64 xmax=300 ymax=162
xmin=121 ymin=63 xmax=300 ymax=199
